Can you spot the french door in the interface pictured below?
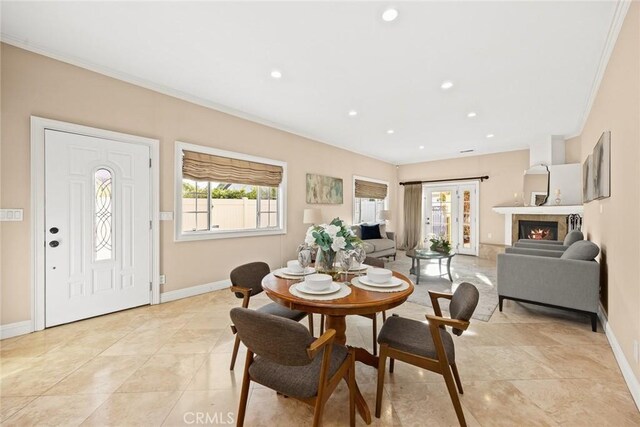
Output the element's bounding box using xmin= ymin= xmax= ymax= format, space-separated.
xmin=423 ymin=183 xmax=478 ymax=255
xmin=44 ymin=129 xmax=151 ymax=327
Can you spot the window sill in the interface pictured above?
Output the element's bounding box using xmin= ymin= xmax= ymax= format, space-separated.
xmin=175 ymin=228 xmax=287 ymax=242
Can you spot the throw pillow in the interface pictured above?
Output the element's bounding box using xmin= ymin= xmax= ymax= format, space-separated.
xmin=361 ymin=224 xmax=382 ymax=240
xmin=561 ymin=240 xmax=600 ymax=261
xmin=563 ymin=230 xmax=584 ymax=246
xmin=378 ymin=223 xmax=388 ymax=239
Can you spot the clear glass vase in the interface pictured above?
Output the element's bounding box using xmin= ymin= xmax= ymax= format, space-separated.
xmin=315 ymin=248 xmax=337 ymax=276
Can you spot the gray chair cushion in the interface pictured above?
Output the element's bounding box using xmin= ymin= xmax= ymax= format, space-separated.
xmin=561 ymin=240 xmax=600 ymax=261
xmin=230 ymin=262 xmax=270 ymax=298
xmin=258 ymin=302 xmax=307 ymax=322
xmin=448 ymin=282 xmax=479 ymax=336
xmin=377 ymin=316 xmax=455 ymax=363
xmin=367 ymin=238 xmax=395 ymax=252
xmin=230 ymin=308 xmax=314 ymax=366
xmin=249 ymin=345 xmax=349 ymax=398
xmin=563 ymin=230 xmax=584 ymax=246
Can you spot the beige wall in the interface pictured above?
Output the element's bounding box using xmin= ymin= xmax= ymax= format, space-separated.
xmin=565 ymin=136 xmax=582 ymax=163
xmin=0 ymin=44 xmax=397 ymax=325
xmin=397 ymin=150 xmax=529 ymax=246
xmin=577 ymin=3 xmax=640 ymax=381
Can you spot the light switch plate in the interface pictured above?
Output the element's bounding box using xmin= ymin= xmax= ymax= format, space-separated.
xmin=0 ymin=209 xmax=24 ymax=221
xmin=159 ymin=212 xmax=174 ymax=221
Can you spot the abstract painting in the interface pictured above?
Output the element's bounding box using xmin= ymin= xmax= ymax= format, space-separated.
xmin=593 ymin=131 xmax=611 ymax=199
xmin=306 ymin=173 xmax=343 ymax=204
xmin=583 ymin=155 xmax=593 ymax=203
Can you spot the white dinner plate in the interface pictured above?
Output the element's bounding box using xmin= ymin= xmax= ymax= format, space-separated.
xmin=294 ymin=282 xmax=341 ymax=295
xmin=357 ymin=275 xmax=403 ymax=288
xmin=281 ymin=267 xmax=316 ymax=276
xmin=348 ymin=263 xmax=370 ymax=272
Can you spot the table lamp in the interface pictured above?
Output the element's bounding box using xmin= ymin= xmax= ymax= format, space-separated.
xmin=303 ymin=208 xmax=323 ymax=225
xmin=380 ymin=210 xmax=391 ymax=222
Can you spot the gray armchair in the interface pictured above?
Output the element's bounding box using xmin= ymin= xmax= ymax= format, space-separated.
xmin=498 ymin=240 xmax=600 ymax=331
xmin=514 ymin=230 xmax=583 ymax=252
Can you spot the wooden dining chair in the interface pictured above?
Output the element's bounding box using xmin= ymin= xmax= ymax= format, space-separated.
xmin=375 ymin=282 xmax=479 ymax=426
xmin=320 ymin=256 xmax=387 ymax=355
xmin=230 ymin=307 xmax=356 ymax=427
xmin=229 ymin=262 xmax=314 ymax=370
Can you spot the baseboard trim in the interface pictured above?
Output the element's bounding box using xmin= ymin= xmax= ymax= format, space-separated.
xmin=598 ymin=303 xmax=640 ymax=411
xmin=160 ymin=279 xmax=231 ymax=303
xmin=0 ymin=320 xmax=34 ymax=340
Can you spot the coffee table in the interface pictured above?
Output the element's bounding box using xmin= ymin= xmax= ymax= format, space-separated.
xmin=406 ymin=249 xmax=456 ymax=284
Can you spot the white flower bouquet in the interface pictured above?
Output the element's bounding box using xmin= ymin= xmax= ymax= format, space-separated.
xmin=304 ymin=218 xmax=361 ymax=274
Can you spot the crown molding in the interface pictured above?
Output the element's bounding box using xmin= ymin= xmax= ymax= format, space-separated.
xmin=572 ymin=0 xmax=631 ymax=138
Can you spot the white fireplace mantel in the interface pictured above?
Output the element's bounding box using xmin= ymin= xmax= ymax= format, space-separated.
xmin=492 ymin=205 xmax=584 ymax=245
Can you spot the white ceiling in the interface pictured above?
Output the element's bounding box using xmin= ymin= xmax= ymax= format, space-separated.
xmin=1 ymin=1 xmax=622 ymax=164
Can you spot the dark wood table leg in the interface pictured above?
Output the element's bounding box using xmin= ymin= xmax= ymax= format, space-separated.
xmin=416 ymin=259 xmax=421 ymax=284
xmin=326 ymin=315 xmax=372 ymax=425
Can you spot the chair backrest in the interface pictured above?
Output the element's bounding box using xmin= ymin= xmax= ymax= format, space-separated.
xmin=563 ymin=230 xmax=584 ymax=246
xmin=230 ymin=307 xmax=315 ymax=366
xmin=448 ymin=282 xmax=480 ymax=336
xmin=230 ymin=262 xmax=270 ymax=298
xmin=364 ymin=256 xmax=384 ymax=268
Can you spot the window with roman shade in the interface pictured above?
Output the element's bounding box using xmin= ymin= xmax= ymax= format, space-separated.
xmin=176 ymin=142 xmax=287 ymax=241
xmin=353 ymin=176 xmax=389 ymax=224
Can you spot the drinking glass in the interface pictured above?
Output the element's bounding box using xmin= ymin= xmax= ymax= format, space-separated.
xmin=297 ymin=244 xmax=312 ymax=273
xmin=353 ymin=245 xmax=367 ymax=276
xmin=338 ymin=249 xmax=355 ymax=283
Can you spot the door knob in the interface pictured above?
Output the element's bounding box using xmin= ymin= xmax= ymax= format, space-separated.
xmin=49 ymin=240 xmax=59 ymax=248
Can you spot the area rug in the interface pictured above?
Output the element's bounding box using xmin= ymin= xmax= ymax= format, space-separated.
xmin=385 ymin=251 xmax=498 ymax=321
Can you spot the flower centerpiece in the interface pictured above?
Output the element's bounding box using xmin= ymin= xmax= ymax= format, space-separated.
xmin=429 ymin=234 xmax=452 ymax=253
xmin=305 ymin=218 xmax=362 ymax=276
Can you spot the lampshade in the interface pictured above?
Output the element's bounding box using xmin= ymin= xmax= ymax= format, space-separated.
xmin=303 ymin=208 xmax=323 ymax=224
xmin=380 ymin=210 xmax=391 ymax=221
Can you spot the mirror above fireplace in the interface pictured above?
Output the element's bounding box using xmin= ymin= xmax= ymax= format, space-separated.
xmin=523 ymin=164 xmax=550 ymax=206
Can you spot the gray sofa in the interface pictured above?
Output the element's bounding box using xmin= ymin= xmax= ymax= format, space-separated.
xmin=351 ymin=224 xmax=396 ymax=259
xmin=497 ymin=240 xmax=601 ymax=331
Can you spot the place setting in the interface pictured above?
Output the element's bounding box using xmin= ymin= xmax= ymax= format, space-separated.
xmin=351 ymin=267 xmax=411 ymax=293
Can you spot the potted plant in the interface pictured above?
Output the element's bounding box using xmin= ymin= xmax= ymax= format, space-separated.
xmin=305 ymin=218 xmax=362 ymax=276
xmin=429 ymin=235 xmax=452 ymax=253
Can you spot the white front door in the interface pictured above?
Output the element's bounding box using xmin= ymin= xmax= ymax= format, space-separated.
xmin=423 ymin=183 xmax=479 ymax=256
xmin=45 ymin=129 xmax=151 ymax=327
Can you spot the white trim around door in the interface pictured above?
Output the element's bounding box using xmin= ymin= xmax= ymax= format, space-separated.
xmin=30 ymin=117 xmax=161 ymax=332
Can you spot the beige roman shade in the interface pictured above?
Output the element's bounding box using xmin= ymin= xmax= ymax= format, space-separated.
xmin=182 ymin=150 xmax=283 ymax=187
xmin=354 ymin=179 xmax=388 ymax=199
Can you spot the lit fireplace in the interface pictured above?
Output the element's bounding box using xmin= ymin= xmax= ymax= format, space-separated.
xmin=518 ymin=220 xmax=558 ymax=241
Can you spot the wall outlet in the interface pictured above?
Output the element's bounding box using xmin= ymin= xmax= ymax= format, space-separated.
xmin=634 ymin=340 xmax=639 ymax=364
xmin=599 ymin=204 xmax=603 ymax=214
xmin=0 ymin=209 xmax=24 ymax=221
xmin=159 ymin=274 xmax=166 ymax=285
xmin=487 ymin=232 xmax=492 ymax=239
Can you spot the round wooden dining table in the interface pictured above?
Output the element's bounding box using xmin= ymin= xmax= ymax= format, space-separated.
xmin=262 ymin=270 xmax=414 ymax=424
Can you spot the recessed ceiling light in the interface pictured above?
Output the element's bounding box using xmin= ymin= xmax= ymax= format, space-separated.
xmin=382 ymin=8 xmax=398 ymax=22
xmin=387 ymin=129 xmax=395 ymax=134
xmin=486 ymin=133 xmax=495 ymax=138
xmin=467 ymin=112 xmax=477 ymax=118
xmin=270 ymin=69 xmax=282 ymax=79
xmin=419 ymin=145 xmax=425 ymax=150
xmin=441 ymin=80 xmax=454 ymax=90
xmin=348 ymin=110 xmax=358 ymax=117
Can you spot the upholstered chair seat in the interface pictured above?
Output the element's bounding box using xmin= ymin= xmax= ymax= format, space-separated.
xmin=249 ymin=345 xmax=350 ymax=398
xmin=257 ymin=302 xmax=307 ymax=321
xmin=377 ymin=316 xmax=455 ymax=362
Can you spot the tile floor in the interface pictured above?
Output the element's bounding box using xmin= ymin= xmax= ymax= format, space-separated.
xmin=1 ymin=259 xmax=639 ymax=426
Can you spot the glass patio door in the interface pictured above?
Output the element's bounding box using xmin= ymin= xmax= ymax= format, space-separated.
xmin=423 ymin=183 xmax=478 ymax=256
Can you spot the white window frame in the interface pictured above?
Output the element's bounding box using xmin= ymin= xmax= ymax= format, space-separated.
xmin=174 ymin=141 xmax=287 ymax=241
xmin=352 ymin=175 xmax=389 ymax=224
